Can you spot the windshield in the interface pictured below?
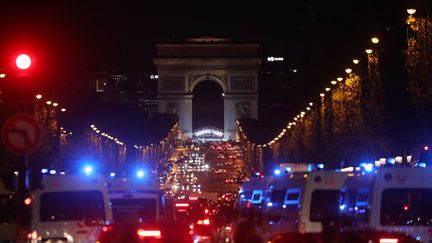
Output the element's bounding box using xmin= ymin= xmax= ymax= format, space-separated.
xmin=270 ymin=190 xmax=285 ymax=204
xmin=111 ymin=198 xmax=157 ymax=221
xmin=40 ymin=191 xmax=105 ymax=222
xmin=309 ymin=190 xmax=341 ymax=222
xmin=381 ymin=188 xmax=432 ymax=226
xmin=0 ymin=194 xmax=15 ymax=223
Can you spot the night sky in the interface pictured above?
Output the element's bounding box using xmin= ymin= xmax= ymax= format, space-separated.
xmin=0 ymin=0 xmax=429 ymax=145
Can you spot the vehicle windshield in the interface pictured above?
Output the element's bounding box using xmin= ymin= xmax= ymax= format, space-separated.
xmin=40 ymin=191 xmax=105 ymax=222
xmin=381 ymin=188 xmax=432 ymax=226
xmin=309 ymin=190 xmax=341 ymax=222
xmin=111 ymin=198 xmax=157 ymax=221
xmin=0 ymin=194 xmax=15 ymax=223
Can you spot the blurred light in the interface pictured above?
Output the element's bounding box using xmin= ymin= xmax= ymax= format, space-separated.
xmin=46 ymin=101 xmax=52 ymax=105
xmin=84 ymin=166 xmax=93 ymax=175
xmin=267 ymin=202 xmax=273 ymax=207
xmin=137 ymin=170 xmax=145 ymax=178
xmin=14 ymin=171 xmax=19 ymax=176
xmin=339 ymin=204 xmax=346 ymax=211
xmin=331 ymin=80 xmax=337 ymax=85
xmin=16 ymin=54 xmax=32 ymax=70
xmin=345 ymin=68 xmax=352 ymax=74
xmin=24 ymin=197 xmax=32 ymax=206
xmin=49 ymin=170 xmax=56 ymax=175
xmin=320 ymin=93 xmax=325 ymax=97
xmin=35 ymin=94 xmax=42 ymax=99
xmin=41 ymin=168 xmax=48 ymax=174
xmin=274 ymin=169 xmax=281 ymax=175
xmin=371 ymin=37 xmax=380 ymax=44
xmin=61 ymin=108 xmax=66 ymax=112
xmin=418 ymin=163 xmax=426 ymax=168
xmin=407 ymin=9 xmax=416 ymax=15
xmin=52 ymin=103 xmax=58 ymax=107
xmin=353 ymin=59 xmax=360 ymax=64
xmin=362 ymin=163 xmax=374 ymax=172
xmin=0 ymin=73 xmax=5 ymax=79
xmin=365 ymin=49 xmax=373 ymax=54
xmin=317 ymin=164 xmax=324 ymax=169
xmin=379 ymin=238 xmax=399 ymax=243
xmin=137 ymin=229 xmax=161 ymax=238
xmin=309 ymin=102 xmax=313 ymax=106
xmin=424 ymin=146 xmax=429 ymax=151
xmin=387 ymin=158 xmax=396 ymax=164
xmin=337 ymin=77 xmax=343 ymax=82
xmin=325 ymin=87 xmax=331 ymax=92
xmin=110 ymin=172 xmax=116 ymax=177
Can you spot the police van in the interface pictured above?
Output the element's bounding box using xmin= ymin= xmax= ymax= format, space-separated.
xmin=105 ymin=176 xmax=173 ymax=222
xmin=261 ymin=171 xmax=348 ymax=237
xmin=339 ymin=167 xmax=432 ymax=242
xmin=29 ymin=174 xmax=113 ymax=243
xmin=0 ymin=178 xmax=16 ymax=242
xmin=236 ymin=176 xmax=271 ymax=222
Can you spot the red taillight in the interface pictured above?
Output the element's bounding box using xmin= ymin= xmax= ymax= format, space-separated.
xmin=102 ymin=225 xmax=113 ymax=232
xmin=379 ymin=238 xmax=398 ymax=243
xmin=204 ymin=209 xmax=209 ymax=214
xmin=137 ymin=229 xmax=162 ymax=239
xmin=27 ymin=230 xmax=37 ymax=240
xmin=175 ymin=203 xmax=189 ymax=207
xmin=189 ymin=197 xmax=198 ymax=200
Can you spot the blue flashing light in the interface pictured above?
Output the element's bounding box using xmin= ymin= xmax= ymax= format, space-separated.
xmin=317 ymin=164 xmax=324 ymax=169
xmin=41 ymin=168 xmax=48 ymax=174
xmin=274 ymin=169 xmax=281 ymax=175
xmin=307 ymin=164 xmax=313 ymax=172
xmin=361 ymin=163 xmax=374 ymax=172
xmin=283 ymin=204 xmax=286 ymax=209
xmin=285 ymin=167 xmax=291 ymax=172
xmin=49 ymin=169 xmax=56 ymax=175
xmin=84 ymin=166 xmax=93 ymax=175
xmin=110 ymin=172 xmax=116 ymax=177
xmin=267 ymin=202 xmax=273 ymax=207
xmin=339 ymin=204 xmax=346 ymax=211
xmin=387 ymin=158 xmax=395 ymax=164
xmin=255 ymin=172 xmax=260 ymax=176
xmin=418 ymin=163 xmax=427 ymax=168
xmin=137 ymin=170 xmax=145 ymax=178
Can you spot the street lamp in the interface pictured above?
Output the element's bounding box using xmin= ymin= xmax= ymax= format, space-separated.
xmin=365 ymin=49 xmax=373 ymax=54
xmin=371 ymin=37 xmax=380 ymax=44
xmin=35 ymin=94 xmax=42 ymax=99
xmin=345 ymin=68 xmax=352 ymax=74
xmin=407 ymin=9 xmax=416 ymax=15
xmin=337 ymin=77 xmax=343 ymax=82
xmin=353 ymin=59 xmax=360 ymax=64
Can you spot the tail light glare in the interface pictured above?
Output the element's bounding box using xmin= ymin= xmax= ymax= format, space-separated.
xmin=27 ymin=230 xmax=38 ymax=240
xmin=175 ymin=203 xmax=189 ymax=207
xmin=197 ymin=219 xmax=210 ymax=225
xmin=379 ymin=239 xmax=398 ymax=243
xmin=204 ymin=209 xmax=209 ymax=214
xmin=24 ymin=197 xmax=32 ymax=206
xmin=102 ymin=225 xmax=113 ymax=232
xmin=137 ymin=229 xmax=162 ymax=239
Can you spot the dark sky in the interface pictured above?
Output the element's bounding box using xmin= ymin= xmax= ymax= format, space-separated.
xmin=0 ymin=0 xmax=429 ymax=144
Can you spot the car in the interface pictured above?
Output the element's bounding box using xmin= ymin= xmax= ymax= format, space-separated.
xmin=96 ymin=220 xmax=194 ymax=243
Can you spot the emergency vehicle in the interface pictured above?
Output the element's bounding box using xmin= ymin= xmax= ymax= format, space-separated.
xmin=261 ymin=171 xmax=349 ymax=237
xmin=236 ymin=175 xmax=272 ymax=222
xmin=339 ymin=167 xmax=432 ymax=242
xmin=29 ymin=174 xmax=113 ymax=243
xmin=106 ymin=176 xmax=174 ymax=222
xmin=0 ymin=178 xmax=16 ymax=242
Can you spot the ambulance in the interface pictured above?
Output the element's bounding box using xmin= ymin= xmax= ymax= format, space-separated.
xmin=0 ymin=178 xmax=16 ymax=242
xmin=261 ymin=171 xmax=349 ymax=237
xmin=105 ymin=176 xmax=173 ymax=222
xmin=339 ymin=167 xmax=432 ymax=242
xmin=29 ymin=174 xmax=113 ymax=242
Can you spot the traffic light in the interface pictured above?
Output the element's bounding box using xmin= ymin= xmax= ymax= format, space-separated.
xmin=15 ymin=54 xmax=32 ymax=70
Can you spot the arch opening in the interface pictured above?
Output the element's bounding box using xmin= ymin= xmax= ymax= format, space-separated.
xmin=192 ymin=80 xmax=224 ymax=132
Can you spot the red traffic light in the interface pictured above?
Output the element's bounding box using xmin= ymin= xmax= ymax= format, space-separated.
xmin=16 ymin=54 xmax=32 ymax=70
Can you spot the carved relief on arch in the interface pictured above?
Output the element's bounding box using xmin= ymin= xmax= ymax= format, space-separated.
xmin=188 ymin=74 xmax=227 ymax=92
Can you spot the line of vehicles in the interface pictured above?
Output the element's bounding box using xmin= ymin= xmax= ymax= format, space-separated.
xmin=0 ymin=167 xmax=214 ymax=243
xmin=234 ymin=164 xmax=431 ymax=242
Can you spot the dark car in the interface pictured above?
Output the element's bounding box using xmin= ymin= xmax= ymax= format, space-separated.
xmin=96 ymin=220 xmax=194 ymax=243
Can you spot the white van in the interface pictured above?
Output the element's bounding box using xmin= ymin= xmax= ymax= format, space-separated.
xmin=0 ymin=178 xmax=16 ymax=242
xmin=106 ymin=177 xmax=173 ymax=222
xmin=340 ymin=167 xmax=432 ymax=242
xmin=30 ymin=174 xmax=113 ymax=243
xmin=261 ymin=171 xmax=348 ymax=237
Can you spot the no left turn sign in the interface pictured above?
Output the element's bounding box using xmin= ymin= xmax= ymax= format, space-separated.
xmin=1 ymin=114 xmax=43 ymax=155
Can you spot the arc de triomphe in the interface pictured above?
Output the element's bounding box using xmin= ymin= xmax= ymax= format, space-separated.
xmin=154 ymin=37 xmax=261 ymax=140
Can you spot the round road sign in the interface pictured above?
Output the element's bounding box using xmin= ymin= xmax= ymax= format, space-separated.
xmin=1 ymin=114 xmax=42 ymax=155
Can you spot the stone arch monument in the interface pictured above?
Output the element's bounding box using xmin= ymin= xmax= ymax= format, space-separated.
xmin=154 ymin=37 xmax=261 ymax=140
